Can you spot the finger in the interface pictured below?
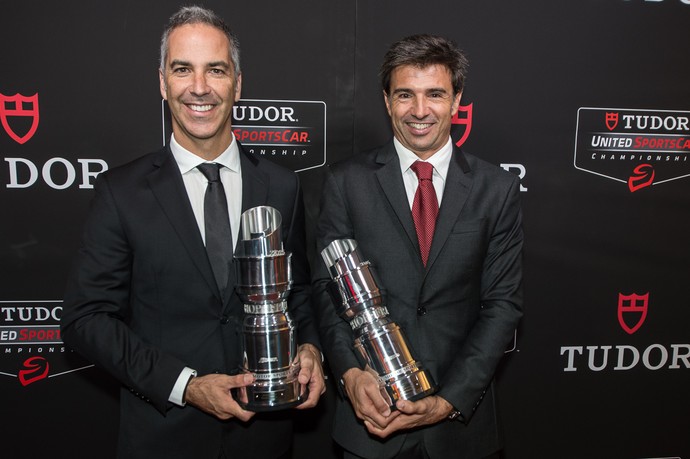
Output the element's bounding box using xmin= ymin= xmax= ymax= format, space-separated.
xmin=297 ymin=358 xmax=313 ymax=386
xmin=226 ymin=373 xmax=255 ymax=389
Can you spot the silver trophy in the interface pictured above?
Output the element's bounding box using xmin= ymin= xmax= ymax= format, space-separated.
xmin=233 ymin=206 xmax=304 ymax=411
xmin=321 ymin=239 xmax=437 ymax=408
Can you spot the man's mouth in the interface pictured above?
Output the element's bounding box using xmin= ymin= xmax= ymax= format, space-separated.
xmin=188 ymin=104 xmax=214 ymax=112
xmin=408 ymin=122 xmax=433 ymax=130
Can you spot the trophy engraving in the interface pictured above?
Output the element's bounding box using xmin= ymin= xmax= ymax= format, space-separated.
xmin=321 ymin=239 xmax=437 ymax=408
xmin=233 ymin=206 xmax=304 ymax=411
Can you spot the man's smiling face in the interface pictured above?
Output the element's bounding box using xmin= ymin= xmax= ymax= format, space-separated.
xmin=160 ymin=23 xmax=241 ymax=158
xmin=384 ymin=64 xmax=461 ymax=160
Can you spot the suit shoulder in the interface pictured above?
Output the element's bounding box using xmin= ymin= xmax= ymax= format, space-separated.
xmin=96 ymin=148 xmax=167 ymax=185
xmin=462 ymin=150 xmax=518 ymax=185
xmin=328 ymin=145 xmax=386 ymax=176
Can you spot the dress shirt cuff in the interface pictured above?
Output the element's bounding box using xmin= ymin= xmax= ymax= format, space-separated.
xmin=169 ymin=367 xmax=197 ymax=407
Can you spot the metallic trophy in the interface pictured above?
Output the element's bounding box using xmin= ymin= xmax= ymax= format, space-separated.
xmin=321 ymin=239 xmax=437 ymax=408
xmin=233 ymin=206 xmax=304 ymax=411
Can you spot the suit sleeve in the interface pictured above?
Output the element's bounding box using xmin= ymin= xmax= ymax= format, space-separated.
xmin=61 ymin=174 xmax=185 ymax=415
xmin=439 ymin=175 xmax=524 ymax=422
xmin=311 ymin=166 xmax=363 ymax=382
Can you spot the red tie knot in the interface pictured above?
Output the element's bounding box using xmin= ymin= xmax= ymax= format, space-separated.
xmin=411 ymin=160 xmax=434 ymax=181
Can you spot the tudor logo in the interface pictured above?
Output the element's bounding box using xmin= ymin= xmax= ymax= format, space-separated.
xmin=451 ymin=102 xmax=473 ymax=148
xmin=618 ymin=292 xmax=649 ymax=334
xmin=0 ymin=93 xmax=39 ymax=144
xmin=605 ymin=112 xmax=618 ymax=131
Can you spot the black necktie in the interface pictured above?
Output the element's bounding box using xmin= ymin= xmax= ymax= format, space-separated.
xmin=197 ymin=163 xmax=233 ymax=294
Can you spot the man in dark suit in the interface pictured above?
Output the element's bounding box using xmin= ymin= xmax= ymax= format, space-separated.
xmin=313 ymin=34 xmax=523 ymax=459
xmin=61 ymin=6 xmax=324 ymax=459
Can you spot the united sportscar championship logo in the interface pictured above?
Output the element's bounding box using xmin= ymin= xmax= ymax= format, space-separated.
xmin=574 ymin=107 xmax=690 ymax=192
xmin=0 ymin=300 xmax=93 ymax=386
xmin=0 ymin=93 xmax=39 ymax=144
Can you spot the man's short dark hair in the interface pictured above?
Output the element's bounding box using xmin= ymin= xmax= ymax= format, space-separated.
xmin=380 ymin=34 xmax=469 ymax=95
xmin=159 ymin=5 xmax=241 ymax=78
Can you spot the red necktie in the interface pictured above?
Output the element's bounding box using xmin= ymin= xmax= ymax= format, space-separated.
xmin=410 ymin=161 xmax=439 ymax=266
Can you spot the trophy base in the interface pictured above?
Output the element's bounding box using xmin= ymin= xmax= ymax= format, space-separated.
xmin=381 ymin=368 xmax=438 ymax=410
xmin=235 ymin=369 xmax=306 ymax=412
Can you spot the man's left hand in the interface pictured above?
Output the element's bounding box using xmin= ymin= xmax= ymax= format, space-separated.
xmin=294 ymin=343 xmax=326 ymax=409
xmin=363 ymin=395 xmax=453 ymax=438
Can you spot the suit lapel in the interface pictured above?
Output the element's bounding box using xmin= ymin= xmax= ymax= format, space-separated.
xmin=426 ymin=146 xmax=473 ymax=270
xmin=374 ymin=144 xmax=421 ymax=262
xmin=223 ymin=145 xmax=269 ymax=306
xmin=147 ymin=148 xmax=221 ymax=299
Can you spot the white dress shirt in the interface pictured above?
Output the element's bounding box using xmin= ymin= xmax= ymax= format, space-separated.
xmin=394 ymin=136 xmax=453 ymax=209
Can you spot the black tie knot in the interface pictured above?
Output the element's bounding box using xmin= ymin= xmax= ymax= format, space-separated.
xmin=197 ymin=163 xmax=222 ymax=182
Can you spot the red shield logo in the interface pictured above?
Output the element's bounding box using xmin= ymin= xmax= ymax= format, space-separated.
xmin=0 ymin=92 xmax=40 ymax=144
xmin=617 ymin=292 xmax=648 ymax=335
xmin=451 ymin=102 xmax=473 ymax=148
xmin=18 ymin=356 xmax=50 ymax=386
xmin=605 ymin=112 xmax=618 ymax=131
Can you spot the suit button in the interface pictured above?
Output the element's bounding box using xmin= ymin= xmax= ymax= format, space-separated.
xmin=417 ymin=306 xmax=427 ymax=316
xmin=220 ymin=315 xmax=230 ymax=324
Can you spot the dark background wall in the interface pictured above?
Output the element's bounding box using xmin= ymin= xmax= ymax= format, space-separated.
xmin=2 ymin=1 xmax=688 ymax=458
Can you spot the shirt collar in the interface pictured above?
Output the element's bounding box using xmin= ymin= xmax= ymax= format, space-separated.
xmin=394 ymin=136 xmax=453 ymax=180
xmin=169 ymin=133 xmax=241 ymax=174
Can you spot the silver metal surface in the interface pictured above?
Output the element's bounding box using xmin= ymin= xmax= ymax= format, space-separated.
xmin=234 ymin=206 xmax=304 ymax=411
xmin=321 ymin=239 xmax=437 ymax=408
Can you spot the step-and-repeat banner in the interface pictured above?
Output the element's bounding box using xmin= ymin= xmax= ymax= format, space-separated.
xmin=2 ymin=1 xmax=688 ymax=458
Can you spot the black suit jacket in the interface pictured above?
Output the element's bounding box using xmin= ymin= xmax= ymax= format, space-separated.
xmin=61 ymin=145 xmax=319 ymax=459
xmin=313 ymin=142 xmax=523 ymax=459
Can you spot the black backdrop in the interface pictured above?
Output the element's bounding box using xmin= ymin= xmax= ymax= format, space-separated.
xmin=2 ymin=1 xmax=689 ymax=458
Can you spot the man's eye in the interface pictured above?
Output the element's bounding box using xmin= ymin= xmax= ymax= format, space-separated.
xmin=172 ymin=67 xmax=189 ymax=74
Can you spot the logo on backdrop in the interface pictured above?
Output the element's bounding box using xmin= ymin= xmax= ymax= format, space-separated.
xmin=163 ymin=99 xmax=327 ymax=173
xmin=2 ymin=89 xmax=109 ymax=190
xmin=618 ymin=292 xmax=648 ymax=334
xmin=451 ymin=102 xmax=473 ymax=148
xmin=0 ymin=93 xmax=39 ymax=145
xmin=560 ymin=292 xmax=690 ymax=372
xmin=0 ymin=300 xmax=93 ymax=386
xmin=573 ymin=107 xmax=690 ymax=192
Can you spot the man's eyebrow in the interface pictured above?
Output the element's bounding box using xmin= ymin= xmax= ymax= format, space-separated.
xmin=168 ymin=60 xmax=231 ymax=69
xmin=207 ymin=61 xmax=231 ymax=69
xmin=169 ymin=59 xmax=191 ymax=68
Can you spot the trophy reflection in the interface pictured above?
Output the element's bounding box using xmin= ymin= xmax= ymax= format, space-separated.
xmin=233 ymin=206 xmax=304 ymax=411
xmin=321 ymin=239 xmax=437 ymax=408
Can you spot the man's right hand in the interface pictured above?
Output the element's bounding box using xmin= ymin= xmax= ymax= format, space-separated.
xmin=184 ymin=373 xmax=256 ymax=422
xmin=341 ymin=367 xmax=399 ymax=430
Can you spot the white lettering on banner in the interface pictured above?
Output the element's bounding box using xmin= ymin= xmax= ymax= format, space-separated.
xmin=4 ymin=157 xmax=107 ymax=189
xmin=621 ymin=115 xmax=690 ymax=131
xmin=232 ymin=105 xmax=297 ymax=122
xmin=500 ymin=163 xmax=528 ymax=192
xmin=560 ymin=344 xmax=690 ymax=371
xmin=1 ymin=306 xmax=62 ymax=322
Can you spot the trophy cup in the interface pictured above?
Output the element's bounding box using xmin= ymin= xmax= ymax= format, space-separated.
xmin=321 ymin=239 xmax=437 ymax=408
xmin=233 ymin=206 xmax=304 ymax=411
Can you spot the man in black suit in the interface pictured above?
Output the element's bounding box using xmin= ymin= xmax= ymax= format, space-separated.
xmin=61 ymin=6 xmax=324 ymax=459
xmin=313 ymin=34 xmax=523 ymax=459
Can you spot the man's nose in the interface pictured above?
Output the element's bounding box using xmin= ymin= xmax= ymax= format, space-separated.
xmin=190 ymin=72 xmax=211 ymax=96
